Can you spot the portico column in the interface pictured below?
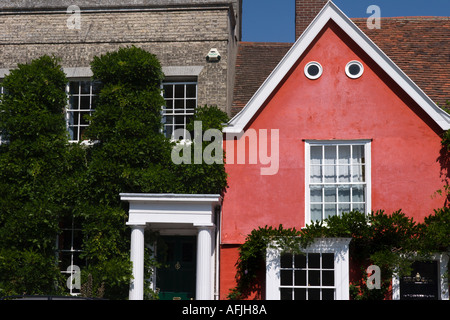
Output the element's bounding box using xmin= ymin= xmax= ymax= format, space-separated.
xmin=196 ymin=226 xmax=214 ymax=300
xmin=129 ymin=224 xmax=146 ymax=300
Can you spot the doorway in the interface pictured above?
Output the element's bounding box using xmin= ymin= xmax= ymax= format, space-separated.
xmin=156 ymin=236 xmax=197 ymax=300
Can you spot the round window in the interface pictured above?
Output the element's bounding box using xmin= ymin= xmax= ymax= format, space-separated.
xmin=304 ymin=61 xmax=323 ymax=80
xmin=345 ymin=60 xmax=364 ymax=79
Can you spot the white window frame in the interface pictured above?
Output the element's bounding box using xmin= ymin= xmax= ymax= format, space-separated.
xmin=305 ymin=140 xmax=372 ymax=225
xmin=57 ymin=215 xmax=85 ymax=296
xmin=266 ymin=238 xmax=351 ymax=300
xmin=66 ymin=79 xmax=99 ymax=143
xmin=161 ymin=81 xmax=197 ymax=140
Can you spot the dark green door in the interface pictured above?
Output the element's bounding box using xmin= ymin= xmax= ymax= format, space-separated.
xmin=156 ymin=236 xmax=196 ymax=300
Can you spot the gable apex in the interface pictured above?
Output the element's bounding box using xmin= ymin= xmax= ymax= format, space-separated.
xmin=224 ymin=1 xmax=450 ymax=134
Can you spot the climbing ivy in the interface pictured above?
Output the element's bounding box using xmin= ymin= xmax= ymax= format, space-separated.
xmin=228 ymin=209 xmax=450 ymax=300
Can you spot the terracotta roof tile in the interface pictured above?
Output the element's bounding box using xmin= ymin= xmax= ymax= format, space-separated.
xmin=231 ymin=42 xmax=292 ymax=116
xmin=232 ymin=17 xmax=450 ymax=116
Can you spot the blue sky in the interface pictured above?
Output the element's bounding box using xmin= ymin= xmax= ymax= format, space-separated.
xmin=242 ymin=0 xmax=450 ymax=42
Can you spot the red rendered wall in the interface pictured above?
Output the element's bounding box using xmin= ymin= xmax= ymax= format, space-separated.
xmin=220 ymin=22 xmax=447 ymax=298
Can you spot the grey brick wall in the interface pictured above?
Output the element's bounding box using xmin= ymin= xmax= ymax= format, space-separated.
xmin=0 ymin=1 xmax=241 ymax=114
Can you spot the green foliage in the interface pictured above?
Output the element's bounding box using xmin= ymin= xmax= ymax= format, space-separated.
xmin=0 ymin=248 xmax=65 ymax=297
xmin=77 ymin=47 xmax=228 ymax=299
xmin=440 ymin=100 xmax=450 ymax=148
xmin=228 ymin=209 xmax=450 ymax=300
xmin=0 ymin=48 xmax=228 ymax=299
xmin=172 ymin=105 xmax=229 ymax=194
xmin=228 ymin=225 xmax=303 ymax=300
xmin=0 ymin=56 xmax=76 ymax=296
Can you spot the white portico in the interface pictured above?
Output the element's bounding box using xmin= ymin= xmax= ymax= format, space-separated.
xmin=120 ymin=193 xmax=221 ymax=300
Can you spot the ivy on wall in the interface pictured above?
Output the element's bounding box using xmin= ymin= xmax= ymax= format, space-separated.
xmin=228 ymin=209 xmax=450 ymax=300
xmin=0 ymin=47 xmax=229 ymax=299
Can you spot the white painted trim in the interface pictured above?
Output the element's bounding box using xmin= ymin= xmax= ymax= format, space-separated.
xmin=304 ymin=140 xmax=372 ymax=226
xmin=304 ymin=61 xmax=323 ymax=80
xmin=121 ymin=193 xmax=221 ymax=300
xmin=392 ymin=253 xmax=449 ymax=300
xmin=223 ymin=1 xmax=450 ymax=134
xmin=345 ymin=60 xmax=364 ymax=79
xmin=266 ymin=238 xmax=351 ymax=300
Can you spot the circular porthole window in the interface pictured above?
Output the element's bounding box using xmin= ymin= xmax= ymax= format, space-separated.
xmin=304 ymin=61 xmax=323 ymax=80
xmin=345 ymin=60 xmax=364 ymax=79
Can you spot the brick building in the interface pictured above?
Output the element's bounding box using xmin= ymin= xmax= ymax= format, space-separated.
xmin=0 ymin=0 xmax=241 ymax=140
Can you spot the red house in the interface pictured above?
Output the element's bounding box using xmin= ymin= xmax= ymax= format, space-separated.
xmin=220 ymin=1 xmax=450 ymax=300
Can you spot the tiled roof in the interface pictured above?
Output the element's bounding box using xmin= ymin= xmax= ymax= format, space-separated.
xmin=231 ymin=42 xmax=292 ymax=116
xmin=232 ymin=17 xmax=450 ymax=116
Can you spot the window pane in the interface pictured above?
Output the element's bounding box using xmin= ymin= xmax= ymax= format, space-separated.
xmin=308 ymin=253 xmax=320 ymax=268
xmin=175 ymin=115 xmax=185 ymax=125
xmin=164 ymin=126 xmax=173 ymax=139
xmin=352 ymin=164 xmax=364 ymax=182
xmin=310 ymin=186 xmax=322 ymax=203
xmin=310 ymin=146 xmax=322 ymax=165
xmin=69 ymin=81 xmax=79 ymax=94
xmin=70 ymin=96 xmax=79 ymax=109
xmin=309 ymin=270 xmax=320 ymax=286
xmin=92 ymin=81 xmax=101 ymax=94
xmin=294 ymin=288 xmax=306 ymax=300
xmin=163 ymin=84 xmax=173 ymax=98
xmin=324 ymin=146 xmax=336 ymax=164
xmin=324 ymin=187 xmax=336 ymax=202
xmin=186 ymin=84 xmax=196 ymax=98
xmin=353 ymin=203 xmax=365 ymax=213
xmin=175 ymin=85 xmax=184 ymax=98
xmin=165 ymin=100 xmax=173 ymax=110
xmin=175 ymin=99 xmax=184 ymax=109
xmin=338 ymin=145 xmax=350 ymax=164
xmin=280 ymin=253 xmax=292 ymax=268
xmin=80 ymin=81 xmax=90 ymax=94
xmin=322 ymin=270 xmax=334 ymax=286
xmin=322 ymin=253 xmax=334 ymax=269
xmin=295 ymin=270 xmax=306 ymax=286
xmin=163 ymin=115 xmax=173 ymax=125
xmin=352 ymin=186 xmax=365 ymax=202
xmin=338 ymin=185 xmax=351 ymax=202
xmin=186 ymin=99 xmax=196 ymax=109
xmin=338 ymin=203 xmax=351 ymax=215
xmin=310 ymin=204 xmax=322 ymax=222
xmin=324 ymin=165 xmax=336 ymax=183
xmin=322 ymin=289 xmax=335 ymax=300
xmin=324 ymin=204 xmax=336 ymax=219
xmin=280 ymin=270 xmax=293 ymax=286
xmin=294 ymin=254 xmax=306 ymax=268
xmin=69 ymin=126 xmax=78 ymax=141
xmin=80 ymin=112 xmax=90 ymax=125
xmin=310 ymin=165 xmax=322 ymax=183
xmin=280 ymin=288 xmax=292 ymax=300
xmin=352 ymin=145 xmax=365 ymax=163
xmin=338 ymin=165 xmax=350 ymax=182
xmin=309 ymin=288 xmax=320 ymax=300
xmin=80 ymin=96 xmax=90 ymax=110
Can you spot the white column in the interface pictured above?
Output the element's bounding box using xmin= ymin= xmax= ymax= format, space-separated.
xmin=196 ymin=226 xmax=214 ymax=300
xmin=129 ymin=224 xmax=146 ymax=300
